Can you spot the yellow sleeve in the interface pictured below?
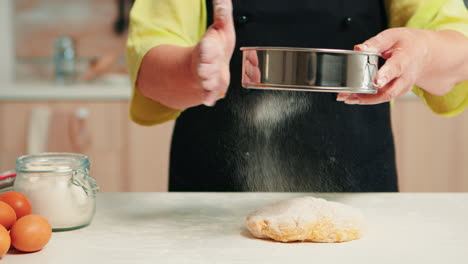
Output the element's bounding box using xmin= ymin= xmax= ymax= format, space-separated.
xmin=126 ymin=0 xmax=207 ymax=126
xmin=387 ymin=0 xmax=468 ymax=117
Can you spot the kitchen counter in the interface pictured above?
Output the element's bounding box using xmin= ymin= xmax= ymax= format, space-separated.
xmin=5 ymin=192 xmax=467 ymax=264
xmin=0 ymin=82 xmax=132 ymax=101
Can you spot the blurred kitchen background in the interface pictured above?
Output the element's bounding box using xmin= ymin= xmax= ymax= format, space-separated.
xmin=1 ymin=0 xmax=468 ymax=192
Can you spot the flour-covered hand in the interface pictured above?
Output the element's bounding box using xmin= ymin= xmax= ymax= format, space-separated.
xmin=193 ymin=0 xmax=235 ymax=106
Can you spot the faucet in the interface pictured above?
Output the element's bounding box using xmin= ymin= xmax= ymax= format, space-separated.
xmin=54 ymin=36 xmax=76 ymax=85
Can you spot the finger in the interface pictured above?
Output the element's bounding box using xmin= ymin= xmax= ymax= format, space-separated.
xmin=245 ymin=62 xmax=261 ymax=83
xmin=198 ymin=62 xmax=220 ymax=80
xmin=245 ymin=50 xmax=259 ymax=67
xmin=220 ymin=65 xmax=230 ymax=90
xmin=354 ymin=28 xmax=405 ymax=54
xmin=202 ymin=90 xmax=216 ymax=106
xmin=336 ymin=93 xmax=352 ymax=102
xmin=199 ymin=37 xmax=223 ymax=64
xmin=201 ymin=65 xmax=229 ymax=91
xmin=244 ymin=69 xmax=261 ymax=84
xmin=348 ymin=76 xmax=413 ymax=105
xmin=202 ymin=89 xmax=223 ymax=107
xmin=201 ymin=77 xmax=220 ymax=92
xmin=374 ymin=49 xmax=409 ymax=88
xmin=212 ymin=0 xmax=234 ymax=30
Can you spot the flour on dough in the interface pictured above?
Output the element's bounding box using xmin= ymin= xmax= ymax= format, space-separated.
xmin=245 ymin=196 xmax=365 ymax=243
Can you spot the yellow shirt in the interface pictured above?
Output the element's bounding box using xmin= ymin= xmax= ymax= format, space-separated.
xmin=127 ymin=0 xmax=468 ymax=126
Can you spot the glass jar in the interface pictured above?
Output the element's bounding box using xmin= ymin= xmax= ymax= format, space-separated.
xmin=14 ymin=153 xmax=99 ymax=231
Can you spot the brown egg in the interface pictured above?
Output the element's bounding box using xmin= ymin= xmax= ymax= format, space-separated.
xmin=0 ymin=201 xmax=16 ymax=230
xmin=0 ymin=225 xmax=11 ymax=257
xmin=0 ymin=191 xmax=33 ymax=219
xmin=10 ymin=215 xmax=52 ymax=252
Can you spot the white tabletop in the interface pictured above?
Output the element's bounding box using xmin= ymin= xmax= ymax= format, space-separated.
xmin=4 ymin=192 xmax=468 ymax=264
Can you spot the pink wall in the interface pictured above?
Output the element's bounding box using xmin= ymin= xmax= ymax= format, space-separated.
xmin=15 ymin=0 xmax=124 ymax=58
xmin=15 ymin=0 xmax=129 ymax=81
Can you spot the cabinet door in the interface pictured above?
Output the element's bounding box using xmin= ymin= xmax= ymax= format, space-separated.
xmin=124 ymin=103 xmax=173 ymax=192
xmin=47 ymin=102 xmax=127 ymax=192
xmin=0 ymin=102 xmax=35 ymax=171
xmin=391 ymin=100 xmax=468 ymax=192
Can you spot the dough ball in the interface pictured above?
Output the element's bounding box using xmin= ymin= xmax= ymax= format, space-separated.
xmin=245 ymin=196 xmax=365 ymax=243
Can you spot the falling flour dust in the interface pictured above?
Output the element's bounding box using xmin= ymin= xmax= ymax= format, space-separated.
xmin=232 ymin=91 xmax=312 ymax=192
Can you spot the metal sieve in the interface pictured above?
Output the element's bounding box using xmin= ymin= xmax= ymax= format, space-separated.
xmin=241 ymin=47 xmax=380 ymax=93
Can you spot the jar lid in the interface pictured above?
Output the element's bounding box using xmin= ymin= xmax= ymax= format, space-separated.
xmin=16 ymin=152 xmax=90 ymax=173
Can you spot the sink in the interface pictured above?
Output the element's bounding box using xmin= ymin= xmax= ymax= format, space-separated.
xmin=0 ymin=56 xmax=132 ymax=101
xmin=15 ymin=57 xmax=130 ymax=85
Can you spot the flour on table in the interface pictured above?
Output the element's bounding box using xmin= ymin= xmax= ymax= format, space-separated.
xmin=245 ymin=196 xmax=365 ymax=243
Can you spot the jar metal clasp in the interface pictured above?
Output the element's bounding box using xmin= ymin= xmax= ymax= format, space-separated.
xmin=71 ymin=169 xmax=100 ymax=197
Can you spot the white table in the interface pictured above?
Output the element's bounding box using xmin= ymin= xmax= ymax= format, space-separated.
xmin=4 ymin=193 xmax=468 ymax=263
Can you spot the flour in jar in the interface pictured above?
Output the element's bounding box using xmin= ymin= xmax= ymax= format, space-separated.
xmin=14 ymin=172 xmax=96 ymax=229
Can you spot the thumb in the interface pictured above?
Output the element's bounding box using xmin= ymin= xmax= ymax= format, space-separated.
xmin=212 ymin=0 xmax=234 ymax=30
xmin=354 ymin=28 xmax=401 ymax=56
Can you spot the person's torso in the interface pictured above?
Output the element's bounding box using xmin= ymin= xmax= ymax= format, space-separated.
xmin=169 ymin=0 xmax=398 ymax=192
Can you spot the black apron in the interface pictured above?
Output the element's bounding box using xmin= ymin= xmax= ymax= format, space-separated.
xmin=169 ymin=0 xmax=398 ymax=192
